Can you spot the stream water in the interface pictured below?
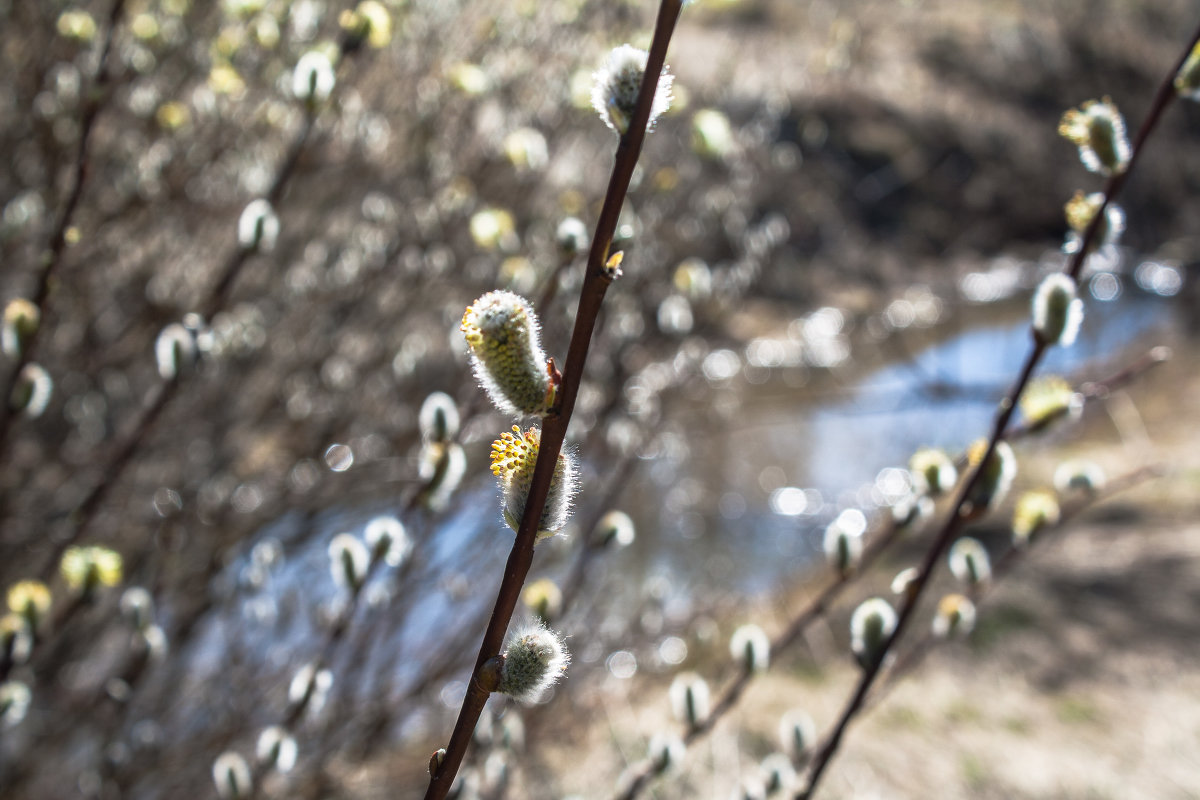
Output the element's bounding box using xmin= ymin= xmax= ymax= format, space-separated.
xmin=183 ymin=257 xmax=1187 ymax=719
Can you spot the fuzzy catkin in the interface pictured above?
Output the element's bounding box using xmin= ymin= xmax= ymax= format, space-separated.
xmin=497 ymin=621 xmax=569 ymax=703
xmin=462 ymin=291 xmax=554 ymax=417
xmin=490 ymin=426 xmax=576 ymax=537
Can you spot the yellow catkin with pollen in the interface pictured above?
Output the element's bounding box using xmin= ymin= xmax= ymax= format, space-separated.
xmin=1058 ymin=97 xmax=1130 ymax=176
xmin=490 ymin=426 xmax=576 ymax=538
xmin=462 ymin=291 xmax=555 ymax=416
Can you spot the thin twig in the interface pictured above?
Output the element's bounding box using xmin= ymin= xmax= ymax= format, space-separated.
xmin=797 ymin=23 xmax=1200 ymax=799
xmin=608 ymin=339 xmax=1168 ymax=800
xmin=872 ymin=463 xmax=1165 ymax=711
xmin=0 ymin=0 xmax=127 ymax=455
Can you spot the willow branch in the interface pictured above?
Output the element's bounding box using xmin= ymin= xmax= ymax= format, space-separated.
xmin=421 ymin=4 xmax=685 ymax=798
xmin=797 ymin=22 xmax=1200 ymax=799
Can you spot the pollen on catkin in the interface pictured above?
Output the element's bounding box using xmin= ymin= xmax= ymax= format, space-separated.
xmin=932 ymin=593 xmax=977 ymax=639
xmin=962 ymin=440 xmax=1017 ymax=518
xmin=1058 ymin=97 xmax=1131 ymax=176
xmin=6 ymin=580 xmax=51 ymax=631
xmin=1063 ymin=191 xmax=1125 ymax=255
xmin=60 ymin=546 xmax=123 ymax=594
xmin=591 ymin=44 xmax=674 ymax=136
xmin=1032 ymin=273 xmax=1084 ymax=347
xmin=1176 ymin=41 xmax=1200 ymax=100
xmin=1012 ymin=489 xmax=1061 ymax=548
xmin=1020 ymin=375 xmax=1083 ymax=430
xmin=909 ymin=447 xmax=957 ymax=497
xmin=490 ymin=425 xmax=577 ymax=538
xmin=497 ymin=620 xmax=570 ymax=704
xmin=462 ymin=290 xmax=555 ymax=417
xmin=2 ymin=298 xmax=39 ymax=358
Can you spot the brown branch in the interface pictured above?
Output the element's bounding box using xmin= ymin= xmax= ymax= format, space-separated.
xmin=421 ymin=4 xmax=685 ymax=798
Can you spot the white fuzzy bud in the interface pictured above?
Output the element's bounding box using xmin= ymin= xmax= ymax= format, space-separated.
xmin=364 ymin=516 xmax=410 ymax=567
xmin=419 ymin=391 xmax=460 ymax=442
xmin=256 ymin=725 xmax=298 ymax=773
xmin=729 ymin=623 xmax=770 ymax=673
xmin=668 ymin=672 xmax=710 ymax=731
xmin=932 ymin=593 xmax=977 ymax=639
xmin=497 ymin=620 xmax=570 ymax=704
xmin=948 ymin=537 xmax=991 ymax=586
xmin=591 ymin=44 xmax=674 ymax=136
xmin=647 ymin=732 xmax=686 ymax=774
xmin=779 ymin=709 xmax=817 ymax=765
xmin=119 ymin=587 xmax=155 ymax=630
xmin=328 ymin=533 xmax=369 ymax=591
xmin=212 ymin=751 xmax=252 ymax=799
xmin=0 ymin=681 xmax=31 ymax=728
xmin=823 ymin=511 xmax=864 ymax=577
xmin=850 ymin=597 xmax=897 ymax=671
xmin=288 ymin=661 xmax=333 ymax=714
xmin=292 ymin=50 xmax=335 ymax=105
xmin=1032 ymin=273 xmax=1083 ymax=347
xmin=155 ymin=323 xmax=197 ymax=380
xmin=237 ymin=198 xmax=280 ymax=252
xmin=591 ymin=509 xmax=636 ymax=548
xmin=10 ymin=363 xmax=52 ymax=418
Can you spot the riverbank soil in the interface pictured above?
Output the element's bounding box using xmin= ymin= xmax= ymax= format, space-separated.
xmin=522 ymin=318 xmax=1200 ymax=800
